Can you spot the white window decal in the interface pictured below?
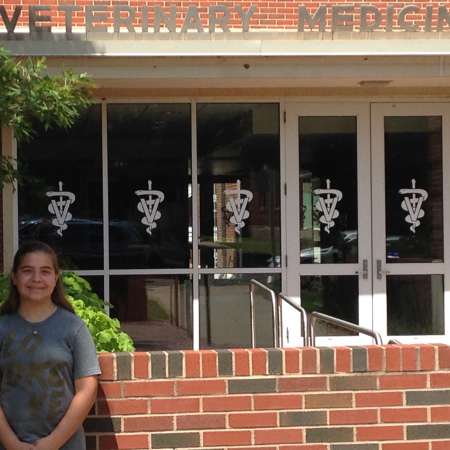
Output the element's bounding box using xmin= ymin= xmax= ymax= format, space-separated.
xmin=46 ymin=181 xmax=76 ymax=236
xmin=135 ymin=180 xmax=164 ymax=235
xmin=313 ymin=179 xmax=343 ymax=234
xmin=399 ymin=178 xmax=428 ymax=233
xmin=224 ymin=179 xmax=253 ymax=235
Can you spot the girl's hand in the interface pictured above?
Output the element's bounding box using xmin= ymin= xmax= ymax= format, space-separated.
xmin=32 ymin=436 xmax=59 ymax=450
xmin=5 ymin=441 xmax=35 ymax=450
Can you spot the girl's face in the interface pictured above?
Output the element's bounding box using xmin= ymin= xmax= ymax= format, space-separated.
xmin=12 ymin=251 xmax=58 ymax=306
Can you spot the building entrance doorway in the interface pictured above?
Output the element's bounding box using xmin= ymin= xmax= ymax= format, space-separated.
xmin=284 ymin=103 xmax=450 ymax=346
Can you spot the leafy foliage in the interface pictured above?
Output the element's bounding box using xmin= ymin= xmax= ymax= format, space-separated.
xmin=0 ymin=272 xmax=134 ymax=352
xmin=0 ymin=46 xmax=93 ymax=188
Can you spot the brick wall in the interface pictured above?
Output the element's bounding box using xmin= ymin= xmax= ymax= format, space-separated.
xmin=90 ymin=345 xmax=450 ymax=450
xmin=0 ymin=1 xmax=449 ymax=32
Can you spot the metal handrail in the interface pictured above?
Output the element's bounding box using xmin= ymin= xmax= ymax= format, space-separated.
xmin=249 ymin=279 xmax=279 ymax=348
xmin=309 ymin=311 xmax=383 ymax=346
xmin=277 ymin=294 xmax=309 ymax=347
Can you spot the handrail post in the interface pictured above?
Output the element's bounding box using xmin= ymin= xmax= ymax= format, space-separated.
xmin=249 ymin=279 xmax=278 ymax=348
xmin=249 ymin=283 xmax=256 ymax=348
xmin=277 ymin=293 xmax=309 ymax=347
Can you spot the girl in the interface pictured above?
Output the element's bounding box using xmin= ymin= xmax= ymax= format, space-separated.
xmin=0 ymin=241 xmax=100 ymax=450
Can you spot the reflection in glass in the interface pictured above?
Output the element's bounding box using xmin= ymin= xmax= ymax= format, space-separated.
xmin=385 ymin=117 xmax=443 ymax=263
xmin=80 ymin=276 xmax=104 ymax=300
xmin=301 ymin=276 xmax=358 ymax=336
xmin=110 ymin=275 xmax=192 ymax=350
xmin=108 ymin=104 xmax=191 ymax=269
xmin=299 ymin=117 xmax=358 ymax=264
xmin=197 ymin=104 xmax=281 ymax=269
xmin=200 ymin=274 xmax=281 ymax=348
xmin=18 ymin=106 xmax=103 ymax=269
xmin=387 ymin=275 xmax=444 ymax=335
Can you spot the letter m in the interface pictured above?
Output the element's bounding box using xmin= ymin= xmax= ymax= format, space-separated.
xmin=298 ymin=6 xmax=326 ymax=32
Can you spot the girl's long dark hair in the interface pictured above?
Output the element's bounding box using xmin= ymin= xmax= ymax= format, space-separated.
xmin=0 ymin=241 xmax=74 ymax=315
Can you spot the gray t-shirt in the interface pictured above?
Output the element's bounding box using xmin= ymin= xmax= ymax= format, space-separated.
xmin=0 ymin=307 xmax=101 ymax=450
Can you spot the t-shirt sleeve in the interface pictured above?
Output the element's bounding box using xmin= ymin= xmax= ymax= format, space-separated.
xmin=72 ymin=323 xmax=101 ymax=379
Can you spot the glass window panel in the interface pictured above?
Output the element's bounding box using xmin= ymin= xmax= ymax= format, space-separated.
xmin=79 ymin=275 xmax=104 ymax=299
xmin=299 ymin=117 xmax=358 ymax=264
xmin=200 ymin=274 xmax=281 ymax=348
xmin=197 ymin=104 xmax=281 ymax=269
xmin=110 ymin=275 xmax=192 ymax=350
xmin=108 ymin=104 xmax=191 ymax=269
xmin=301 ymin=275 xmax=358 ymax=336
xmin=18 ymin=106 xmax=103 ymax=269
xmin=387 ymin=275 xmax=444 ymax=335
xmin=385 ymin=117 xmax=443 ymax=263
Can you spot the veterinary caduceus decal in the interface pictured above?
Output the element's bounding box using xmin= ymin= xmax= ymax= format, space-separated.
xmin=46 ymin=181 xmax=76 ymax=236
xmin=313 ymin=179 xmax=343 ymax=234
xmin=135 ymin=180 xmax=165 ymax=235
xmin=399 ymin=179 xmax=428 ymax=233
xmin=225 ymin=179 xmax=253 ymax=235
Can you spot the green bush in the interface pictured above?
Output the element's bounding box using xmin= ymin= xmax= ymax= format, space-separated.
xmin=0 ymin=272 xmax=134 ymax=352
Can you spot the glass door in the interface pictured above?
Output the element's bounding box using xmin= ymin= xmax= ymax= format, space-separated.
xmin=371 ymin=103 xmax=450 ymax=343
xmin=285 ymin=104 xmax=372 ymax=345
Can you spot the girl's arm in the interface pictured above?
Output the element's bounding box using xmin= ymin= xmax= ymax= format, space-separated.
xmin=33 ymin=376 xmax=98 ymax=450
xmin=0 ymin=406 xmax=32 ymax=450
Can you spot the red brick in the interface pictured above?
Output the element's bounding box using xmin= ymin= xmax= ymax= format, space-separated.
xmin=402 ymin=345 xmax=419 ymax=371
xmin=233 ymin=349 xmax=250 ymax=376
xmin=379 ymin=374 xmax=427 ymax=389
xmin=176 ymin=379 xmax=226 ymax=396
xmin=229 ymin=412 xmax=277 ymax=428
xmin=132 ymin=352 xmax=149 ymax=379
xmin=203 ymin=395 xmax=252 ymax=412
xmin=419 ymin=344 xmax=436 ymax=371
xmin=203 ymin=430 xmax=251 ymax=446
xmin=278 ymin=377 xmax=327 ymax=392
xmin=335 ymin=347 xmax=351 ymax=372
xmin=176 ymin=413 xmax=226 ymax=430
xmin=432 ymin=441 xmax=450 ymax=450
xmin=251 ymin=348 xmax=267 ymax=375
xmin=437 ymin=344 xmax=450 ymax=369
xmin=383 ymin=443 xmax=429 ymax=450
xmin=330 ymin=408 xmax=378 ymax=425
xmin=367 ymin=345 xmax=385 ymax=372
xmin=381 ymin=407 xmax=427 ymax=423
xmin=232 ymin=448 xmax=276 ymax=450
xmin=185 ymin=350 xmax=201 ymax=378
xmin=431 ymin=406 xmax=450 ymax=422
xmin=284 ymin=348 xmax=301 ymax=373
xmin=279 ymin=446 xmax=327 ymax=450
xmin=202 ymin=350 xmax=218 ymax=378
xmin=123 ymin=415 xmax=173 ymax=432
xmin=151 ymin=397 xmax=200 ymax=414
xmin=99 ymin=434 xmax=148 ymax=450
xmin=386 ymin=345 xmax=402 ymax=372
xmin=98 ymin=383 xmax=122 ymax=399
xmin=357 ymin=425 xmax=404 ymax=441
xmin=97 ymin=399 xmax=148 ymax=415
xmin=123 ymin=380 xmax=174 ymax=397
xmin=356 ymin=392 xmax=403 ymax=407
xmin=302 ymin=347 xmax=318 ymax=373
xmin=98 ymin=353 xmax=115 ymax=381
xmin=254 ymin=393 xmax=303 ymax=410
xmin=431 ymin=372 xmax=450 ymax=388
xmin=255 ymin=428 xmax=304 ymax=444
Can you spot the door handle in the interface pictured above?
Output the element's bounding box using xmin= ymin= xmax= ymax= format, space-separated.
xmin=355 ymin=259 xmax=369 ymax=279
xmin=362 ymin=259 xmax=368 ymax=279
xmin=376 ymin=259 xmax=390 ymax=280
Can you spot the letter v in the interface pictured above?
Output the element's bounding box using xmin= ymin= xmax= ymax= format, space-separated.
xmin=0 ymin=6 xmax=22 ymax=33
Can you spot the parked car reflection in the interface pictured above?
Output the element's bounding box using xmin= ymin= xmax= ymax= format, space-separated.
xmin=19 ymin=217 xmax=159 ymax=269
